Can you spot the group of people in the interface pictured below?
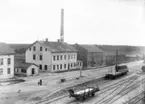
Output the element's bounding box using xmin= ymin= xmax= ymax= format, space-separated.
xmin=38 ymin=79 xmax=42 ymax=85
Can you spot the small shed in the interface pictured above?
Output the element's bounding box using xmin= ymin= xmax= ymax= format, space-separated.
xmin=15 ymin=61 xmax=38 ymax=76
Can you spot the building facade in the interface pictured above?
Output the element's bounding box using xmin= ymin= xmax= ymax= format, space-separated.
xmin=0 ymin=43 xmax=15 ymax=79
xmin=26 ymin=40 xmax=82 ymax=72
xmin=73 ymin=44 xmax=105 ymax=68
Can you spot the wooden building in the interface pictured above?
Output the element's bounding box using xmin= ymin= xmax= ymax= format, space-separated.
xmin=73 ymin=44 xmax=105 ymax=68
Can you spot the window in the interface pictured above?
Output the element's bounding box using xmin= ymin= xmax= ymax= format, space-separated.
xmin=40 ymin=46 xmax=42 ymax=51
xmin=33 ymin=46 xmax=36 ymax=51
xmin=60 ymin=55 xmax=62 ymax=60
xmin=68 ymin=55 xmax=70 ymax=59
xmin=60 ymin=64 xmax=62 ymax=69
xmin=45 ymin=48 xmax=47 ymax=51
xmin=64 ymin=64 xmax=66 ymax=68
xmin=0 ymin=68 xmax=3 ymax=75
xmin=80 ymin=62 xmax=82 ymax=66
xmin=33 ymin=54 xmax=36 ymax=60
xmin=64 ymin=55 xmax=66 ymax=60
xmin=53 ymin=56 xmax=56 ymax=61
xmin=29 ymin=48 xmax=31 ymax=51
xmin=57 ymin=55 xmax=59 ymax=60
xmin=7 ymin=68 xmax=10 ymax=74
xmin=53 ymin=65 xmax=56 ymax=70
xmin=40 ymin=55 xmax=42 ymax=60
xmin=21 ymin=69 xmax=26 ymax=73
xmin=71 ymin=55 xmax=73 ymax=59
xmin=8 ymin=58 xmax=11 ymax=65
xmin=74 ymin=63 xmax=76 ymax=67
xmin=71 ymin=63 xmax=73 ymax=67
xmin=74 ymin=55 xmax=76 ymax=59
xmin=39 ymin=65 xmax=42 ymax=70
xmin=0 ymin=58 xmax=3 ymax=65
xmin=57 ymin=65 xmax=59 ymax=70
xmin=45 ymin=65 xmax=47 ymax=70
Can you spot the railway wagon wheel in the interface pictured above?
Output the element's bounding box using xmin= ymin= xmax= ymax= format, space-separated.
xmin=80 ymin=96 xmax=85 ymax=101
xmin=91 ymin=93 xmax=95 ymax=97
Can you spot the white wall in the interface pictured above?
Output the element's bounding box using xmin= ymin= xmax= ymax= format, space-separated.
xmin=25 ymin=41 xmax=79 ymax=72
xmin=25 ymin=42 xmax=52 ymax=71
xmin=51 ymin=52 xmax=77 ymax=72
xmin=15 ymin=65 xmax=38 ymax=76
xmin=27 ymin=65 xmax=38 ymax=76
xmin=0 ymin=55 xmax=14 ymax=79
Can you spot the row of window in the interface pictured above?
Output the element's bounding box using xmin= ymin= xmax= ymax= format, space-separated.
xmin=53 ymin=63 xmax=76 ymax=70
xmin=38 ymin=62 xmax=82 ymax=71
xmin=53 ymin=54 xmax=76 ymax=61
xmin=39 ymin=64 xmax=48 ymax=70
xmin=0 ymin=68 xmax=11 ymax=75
xmin=29 ymin=46 xmax=48 ymax=51
xmin=33 ymin=54 xmax=42 ymax=60
xmin=0 ymin=58 xmax=11 ymax=65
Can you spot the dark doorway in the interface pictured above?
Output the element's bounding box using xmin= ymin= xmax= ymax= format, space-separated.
xmin=45 ymin=65 xmax=47 ymax=70
xmin=68 ymin=64 xmax=70 ymax=70
xmin=32 ymin=68 xmax=35 ymax=74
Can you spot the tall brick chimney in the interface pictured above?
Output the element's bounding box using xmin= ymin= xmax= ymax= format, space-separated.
xmin=60 ymin=8 xmax=64 ymax=43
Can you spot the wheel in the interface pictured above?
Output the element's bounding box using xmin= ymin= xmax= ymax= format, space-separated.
xmin=91 ymin=93 xmax=95 ymax=97
xmin=80 ymin=97 xmax=85 ymax=101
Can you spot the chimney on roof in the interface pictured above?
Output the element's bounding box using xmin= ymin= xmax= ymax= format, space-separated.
xmin=45 ymin=38 xmax=48 ymax=42
xmin=60 ymin=8 xmax=64 ymax=43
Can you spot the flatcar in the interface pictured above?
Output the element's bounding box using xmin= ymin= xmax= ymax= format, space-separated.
xmin=68 ymin=87 xmax=99 ymax=101
xmin=104 ymin=65 xmax=129 ymax=79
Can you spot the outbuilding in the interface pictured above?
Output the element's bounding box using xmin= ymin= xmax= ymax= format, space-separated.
xmin=15 ymin=61 xmax=38 ymax=76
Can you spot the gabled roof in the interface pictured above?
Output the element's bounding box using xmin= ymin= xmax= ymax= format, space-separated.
xmin=78 ymin=44 xmax=104 ymax=52
xmin=9 ymin=44 xmax=30 ymax=53
xmin=28 ymin=41 xmax=77 ymax=52
xmin=0 ymin=43 xmax=15 ymax=55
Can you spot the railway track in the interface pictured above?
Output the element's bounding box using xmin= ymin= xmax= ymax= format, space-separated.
xmin=35 ymin=77 xmax=111 ymax=104
xmin=95 ymin=76 xmax=145 ymax=104
xmin=67 ymin=75 xmax=139 ymax=104
xmin=123 ymin=92 xmax=145 ymax=104
xmin=94 ymin=75 xmax=139 ymax=104
xmin=37 ymin=75 xmax=140 ymax=104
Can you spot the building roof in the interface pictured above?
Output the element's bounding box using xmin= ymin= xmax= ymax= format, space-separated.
xmin=0 ymin=43 xmax=15 ymax=55
xmin=9 ymin=44 xmax=30 ymax=53
xmin=15 ymin=60 xmax=38 ymax=70
xmin=28 ymin=40 xmax=77 ymax=52
xmin=78 ymin=44 xmax=104 ymax=52
xmin=97 ymin=45 xmax=145 ymax=56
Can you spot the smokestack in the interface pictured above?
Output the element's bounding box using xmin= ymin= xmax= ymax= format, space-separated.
xmin=60 ymin=8 xmax=64 ymax=42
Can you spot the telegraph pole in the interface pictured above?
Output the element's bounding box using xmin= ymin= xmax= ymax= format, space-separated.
xmin=115 ymin=49 xmax=118 ymax=66
xmin=80 ymin=67 xmax=82 ymax=77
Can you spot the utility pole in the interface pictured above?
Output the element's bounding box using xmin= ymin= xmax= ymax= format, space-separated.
xmin=116 ymin=49 xmax=118 ymax=66
xmin=80 ymin=67 xmax=82 ymax=77
xmin=79 ymin=61 xmax=82 ymax=77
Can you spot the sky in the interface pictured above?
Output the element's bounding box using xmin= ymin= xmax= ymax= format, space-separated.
xmin=0 ymin=0 xmax=145 ymax=46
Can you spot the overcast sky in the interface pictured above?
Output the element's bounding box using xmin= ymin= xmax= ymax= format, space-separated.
xmin=0 ymin=0 xmax=145 ymax=46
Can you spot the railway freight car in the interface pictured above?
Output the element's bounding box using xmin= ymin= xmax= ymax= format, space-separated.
xmin=105 ymin=65 xmax=129 ymax=79
xmin=68 ymin=87 xmax=99 ymax=101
